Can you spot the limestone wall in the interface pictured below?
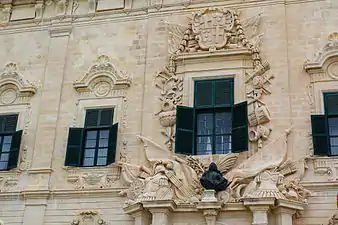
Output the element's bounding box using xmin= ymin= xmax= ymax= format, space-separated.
xmin=0 ymin=0 xmax=337 ymax=225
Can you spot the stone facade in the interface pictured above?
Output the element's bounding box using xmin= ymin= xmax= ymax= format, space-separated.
xmin=0 ymin=0 xmax=337 ymax=225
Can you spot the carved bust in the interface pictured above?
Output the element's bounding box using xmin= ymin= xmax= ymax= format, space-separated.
xmin=200 ymin=162 xmax=230 ymax=192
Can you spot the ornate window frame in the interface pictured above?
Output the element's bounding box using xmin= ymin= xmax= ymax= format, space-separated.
xmin=155 ymin=8 xmax=273 ymax=151
xmin=305 ymin=32 xmax=338 ymax=115
xmin=64 ymin=55 xmax=131 ymax=190
xmin=0 ymin=62 xmax=37 ymax=192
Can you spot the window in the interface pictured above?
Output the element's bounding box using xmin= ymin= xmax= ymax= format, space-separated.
xmin=64 ymin=108 xmax=118 ymax=167
xmin=175 ymin=78 xmax=248 ymax=155
xmin=312 ymin=92 xmax=338 ymax=156
xmin=0 ymin=114 xmax=23 ymax=171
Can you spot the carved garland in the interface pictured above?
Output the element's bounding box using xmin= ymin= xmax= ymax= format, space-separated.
xmin=155 ymin=8 xmax=272 ymax=150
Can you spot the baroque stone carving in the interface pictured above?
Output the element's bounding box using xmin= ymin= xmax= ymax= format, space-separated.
xmin=0 ymin=62 xmax=37 ymax=105
xmin=305 ymin=32 xmax=338 ymax=82
xmin=121 ymin=127 xmax=310 ymax=207
xmin=328 ymin=213 xmax=338 ymax=225
xmin=65 ymin=167 xmax=121 ymax=190
xmin=0 ymin=3 xmax=11 ymax=25
xmin=73 ymin=55 xmax=132 ymax=97
xmin=71 ymin=211 xmax=106 ymax=225
xmin=0 ymin=174 xmax=19 ymax=192
xmin=155 ymin=8 xmax=272 ymax=150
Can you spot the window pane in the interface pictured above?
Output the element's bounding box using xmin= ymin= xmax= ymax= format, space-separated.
xmin=215 ymin=135 xmax=232 ymax=154
xmin=84 ymin=149 xmax=95 ymax=158
xmin=97 ymin=157 xmax=107 ymax=166
xmin=3 ymin=136 xmax=12 ymax=144
xmin=0 ymin=161 xmax=7 ymax=170
xmin=2 ymin=144 xmax=10 ymax=152
xmin=100 ymin=130 xmax=109 ymax=139
xmin=99 ymin=139 xmax=108 ymax=148
xmin=331 ymin=147 xmax=338 ymax=155
xmin=83 ymin=157 xmax=94 ymax=166
xmin=329 ymin=117 xmax=338 ymax=135
xmin=98 ymin=148 xmax=108 ymax=157
xmin=197 ymin=113 xmax=213 ymax=135
xmin=0 ymin=136 xmax=3 ymax=143
xmin=86 ymin=131 xmax=97 ymax=139
xmin=85 ymin=139 xmax=96 ymax=148
xmin=326 ymin=94 xmax=338 ymax=114
xmin=331 ymin=137 xmax=338 ymax=146
xmin=0 ymin=153 xmax=9 ymax=161
xmin=196 ymin=136 xmax=213 ymax=155
xmin=215 ymin=112 xmax=232 ymax=134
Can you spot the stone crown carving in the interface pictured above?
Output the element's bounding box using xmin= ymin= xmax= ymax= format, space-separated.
xmin=73 ymin=55 xmax=132 ymax=96
xmin=71 ymin=211 xmax=106 ymax=225
xmin=0 ymin=62 xmax=37 ymax=105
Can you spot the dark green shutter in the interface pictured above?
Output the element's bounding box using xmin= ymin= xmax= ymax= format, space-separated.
xmin=175 ymin=106 xmax=195 ymax=155
xmin=311 ymin=115 xmax=329 ymax=156
xmin=85 ymin=110 xmax=99 ymax=127
xmin=99 ymin=109 xmax=114 ymax=126
xmin=65 ymin=128 xmax=84 ymax=166
xmin=195 ymin=80 xmax=213 ymax=108
xmin=325 ymin=93 xmax=338 ymax=115
xmin=4 ymin=115 xmax=18 ymax=132
xmin=232 ymin=101 xmax=248 ymax=153
xmin=7 ymin=130 xmax=22 ymax=170
xmin=107 ymin=123 xmax=118 ymax=165
xmin=214 ymin=79 xmax=233 ymax=106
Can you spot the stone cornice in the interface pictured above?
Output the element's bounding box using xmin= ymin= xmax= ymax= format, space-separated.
xmin=0 ymin=0 xmax=325 ymax=35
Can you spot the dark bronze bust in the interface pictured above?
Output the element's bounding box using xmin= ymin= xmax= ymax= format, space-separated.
xmin=200 ymin=162 xmax=230 ymax=192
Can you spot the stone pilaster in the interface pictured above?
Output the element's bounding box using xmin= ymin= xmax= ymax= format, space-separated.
xmin=274 ymin=199 xmax=306 ymax=225
xmin=29 ymin=22 xmax=72 ymax=189
xmin=244 ymin=197 xmax=275 ymax=225
xmin=143 ymin=200 xmax=176 ymax=225
xmin=22 ymin=191 xmax=49 ymax=225
xmin=123 ymin=203 xmax=151 ymax=225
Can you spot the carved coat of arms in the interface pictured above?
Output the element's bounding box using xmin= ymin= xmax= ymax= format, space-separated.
xmin=192 ymin=8 xmax=235 ymax=51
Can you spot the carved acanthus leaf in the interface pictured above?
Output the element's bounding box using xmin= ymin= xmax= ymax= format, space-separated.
xmin=73 ymin=55 xmax=131 ymax=97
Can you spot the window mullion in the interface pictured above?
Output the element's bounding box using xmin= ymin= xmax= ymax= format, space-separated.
xmin=212 ymin=109 xmax=216 ymax=155
xmin=94 ymin=130 xmax=100 ymax=166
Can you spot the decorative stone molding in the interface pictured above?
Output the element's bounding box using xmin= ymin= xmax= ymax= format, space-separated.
xmin=64 ymin=166 xmax=121 ymax=190
xmin=71 ymin=211 xmax=107 ymax=225
xmin=306 ymin=157 xmax=338 ymax=181
xmin=149 ymin=0 xmax=163 ymax=10
xmin=0 ymin=3 xmax=12 ymax=25
xmin=0 ymin=173 xmax=19 ymax=192
xmin=73 ymin=55 xmax=132 ymax=97
xmin=0 ymin=62 xmax=37 ymax=105
xmin=35 ymin=0 xmax=45 ymax=20
xmin=328 ymin=213 xmax=338 ymax=225
xmin=155 ymin=8 xmax=272 ymax=150
xmin=120 ymin=128 xmax=309 ymax=208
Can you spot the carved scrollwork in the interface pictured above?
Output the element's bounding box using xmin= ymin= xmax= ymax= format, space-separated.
xmin=73 ymin=55 xmax=132 ymax=97
xmin=65 ymin=167 xmax=121 ymax=190
xmin=305 ymin=32 xmax=338 ymax=82
xmin=156 ymin=8 xmax=273 ymax=150
xmin=71 ymin=211 xmax=106 ymax=225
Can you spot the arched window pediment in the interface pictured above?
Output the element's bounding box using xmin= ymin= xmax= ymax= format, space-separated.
xmin=73 ymin=55 xmax=132 ymax=97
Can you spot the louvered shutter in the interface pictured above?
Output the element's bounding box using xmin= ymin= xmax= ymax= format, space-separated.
xmin=107 ymin=123 xmax=118 ymax=165
xmin=175 ymin=106 xmax=195 ymax=155
xmin=195 ymin=81 xmax=213 ymax=108
xmin=325 ymin=94 xmax=338 ymax=115
xmin=85 ymin=110 xmax=99 ymax=127
xmin=311 ymin=115 xmax=329 ymax=156
xmin=4 ymin=115 xmax=18 ymax=132
xmin=65 ymin=128 xmax=84 ymax=166
xmin=99 ymin=109 xmax=114 ymax=126
xmin=7 ymin=130 xmax=22 ymax=170
xmin=232 ymin=101 xmax=248 ymax=153
xmin=214 ymin=79 xmax=233 ymax=106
